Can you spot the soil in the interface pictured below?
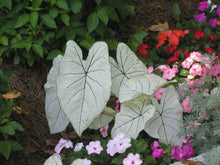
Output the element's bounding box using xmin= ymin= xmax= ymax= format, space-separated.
xmin=0 ymin=0 xmax=217 ymax=164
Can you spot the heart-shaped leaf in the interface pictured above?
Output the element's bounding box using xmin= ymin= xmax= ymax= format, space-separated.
xmin=145 ymin=86 xmax=183 ymax=145
xmin=57 ymin=41 xmax=111 ymax=136
xmin=89 ymin=107 xmax=116 ymax=130
xmin=44 ymin=55 xmax=69 ymax=134
xmin=111 ymin=95 xmax=156 ymax=139
xmin=109 ymin=42 xmax=148 ymax=98
xmin=119 ymin=74 xmax=167 ymax=103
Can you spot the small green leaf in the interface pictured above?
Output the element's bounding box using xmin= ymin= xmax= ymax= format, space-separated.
xmin=87 ymin=12 xmax=99 ymax=33
xmin=97 ymin=8 xmax=109 ymax=26
xmin=65 ymin=30 xmax=76 ymax=40
xmin=30 ymin=12 xmax=39 ymax=27
xmin=131 ymin=139 xmax=148 ymax=153
xmin=61 ymin=14 xmax=70 ymax=26
xmin=15 ymin=14 xmax=30 ymax=28
xmin=0 ymin=36 xmax=8 ymax=46
xmin=8 ymin=121 xmax=24 ymax=131
xmin=41 ymin=14 xmax=57 ymax=29
xmin=111 ymin=154 xmax=124 ymax=164
xmin=56 ymin=0 xmax=69 ymax=10
xmin=172 ymin=3 xmax=181 ymax=22
xmin=27 ymin=58 xmax=34 ymax=67
xmin=49 ymin=7 xmax=58 ymax=18
xmin=47 ymin=49 xmax=63 ymax=60
xmin=50 ymin=0 xmax=56 ymax=6
xmin=180 ymin=68 xmax=189 ymax=76
xmin=32 ymin=44 xmax=43 ymax=58
xmin=0 ymin=141 xmax=11 ymax=159
xmin=9 ymin=140 xmax=23 ymax=152
xmin=13 ymin=56 xmax=20 ymax=65
xmin=12 ymin=40 xmax=28 ymax=49
xmin=95 ymin=0 xmax=102 ymax=5
xmin=32 ymin=0 xmax=42 ymax=8
xmin=0 ymin=0 xmax=12 ymax=10
xmin=0 ymin=124 xmax=15 ymax=135
xmin=70 ymin=0 xmax=82 ymax=14
xmin=105 ymin=7 xmax=119 ymax=22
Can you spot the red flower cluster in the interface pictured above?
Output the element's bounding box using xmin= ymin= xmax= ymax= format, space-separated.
xmin=205 ymin=48 xmax=215 ymax=54
xmin=208 ymin=34 xmax=216 ymax=42
xmin=137 ymin=44 xmax=149 ymax=57
xmin=193 ymin=30 xmax=205 ymax=40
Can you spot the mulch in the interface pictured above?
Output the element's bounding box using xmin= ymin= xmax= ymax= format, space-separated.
xmin=0 ymin=0 xmax=216 ymax=164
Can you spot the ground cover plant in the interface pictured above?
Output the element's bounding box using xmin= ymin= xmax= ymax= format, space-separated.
xmin=43 ymin=1 xmax=220 ymax=164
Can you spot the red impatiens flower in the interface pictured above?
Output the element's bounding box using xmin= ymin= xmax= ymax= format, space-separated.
xmin=168 ymin=56 xmax=179 ymax=64
xmin=193 ymin=30 xmax=205 ymax=40
xmin=205 ymin=48 xmax=215 ymax=54
xmin=208 ymin=34 xmax=216 ymax=42
xmin=214 ymin=56 xmax=220 ymax=62
xmin=168 ymin=45 xmax=177 ymax=54
xmin=184 ymin=51 xmax=190 ymax=59
xmin=173 ymin=50 xmax=183 ymax=57
xmin=137 ymin=44 xmax=149 ymax=57
xmin=217 ymin=20 xmax=220 ymax=26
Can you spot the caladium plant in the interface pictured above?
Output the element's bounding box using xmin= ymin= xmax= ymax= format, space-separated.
xmin=44 ymin=40 xmax=183 ymax=145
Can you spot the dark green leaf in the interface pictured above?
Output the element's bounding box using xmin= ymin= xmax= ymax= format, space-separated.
xmin=172 ymin=3 xmax=181 ymax=22
xmin=8 ymin=121 xmax=24 ymax=131
xmin=87 ymin=12 xmax=99 ymax=33
xmin=30 ymin=12 xmax=39 ymax=27
xmin=79 ymin=40 xmax=92 ymax=50
xmin=0 ymin=141 xmax=11 ymax=159
xmin=95 ymin=0 xmax=102 ymax=5
xmin=56 ymin=0 xmax=69 ymax=10
xmin=12 ymin=40 xmax=28 ymax=49
xmin=65 ymin=30 xmax=76 ymax=40
xmin=32 ymin=44 xmax=43 ymax=58
xmin=0 ymin=36 xmax=8 ymax=46
xmin=49 ymin=7 xmax=58 ymax=18
xmin=13 ymin=56 xmax=20 ymax=65
xmin=111 ymin=154 xmax=124 ymax=164
xmin=143 ymin=155 xmax=156 ymax=165
xmin=27 ymin=58 xmax=34 ymax=67
xmin=47 ymin=49 xmax=63 ymax=60
xmin=97 ymin=8 xmax=109 ymax=26
xmin=41 ymin=14 xmax=57 ymax=29
xmin=32 ymin=0 xmax=42 ymax=8
xmin=9 ymin=140 xmax=23 ymax=151
xmin=0 ymin=124 xmax=15 ymax=135
xmin=105 ymin=7 xmax=119 ymax=22
xmin=70 ymin=0 xmax=82 ymax=14
xmin=131 ymin=139 xmax=148 ymax=153
xmin=50 ymin=0 xmax=56 ymax=6
xmin=0 ymin=0 xmax=12 ymax=10
xmin=15 ymin=14 xmax=30 ymax=28
xmin=61 ymin=14 xmax=70 ymax=26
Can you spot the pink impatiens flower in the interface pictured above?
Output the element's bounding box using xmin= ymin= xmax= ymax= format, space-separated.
xmin=197 ymin=1 xmax=209 ymax=11
xmin=123 ymin=153 xmax=143 ymax=165
xmin=82 ymin=158 xmax=91 ymax=165
xmin=182 ymin=97 xmax=192 ymax=113
xmin=115 ymin=100 xmax=120 ymax=113
xmin=171 ymin=145 xmax=183 ymax=161
xmin=107 ymin=133 xmax=131 ymax=156
xmin=171 ymin=144 xmax=195 ymax=161
xmin=148 ymin=66 xmax=154 ymax=73
xmin=55 ymin=138 xmax=73 ymax=154
xmin=189 ymin=63 xmax=202 ymax=77
xmin=182 ymin=144 xmax=195 ymax=159
xmin=100 ymin=124 xmax=109 ymax=138
xmin=154 ymin=88 xmax=166 ymax=100
xmin=182 ymin=57 xmax=194 ymax=69
xmin=152 ymin=149 xmax=164 ymax=159
xmin=74 ymin=142 xmax=84 ymax=152
xmin=186 ymin=120 xmax=201 ymax=131
xmin=86 ymin=141 xmax=103 ymax=155
xmin=189 ymin=52 xmax=202 ymax=62
xmin=150 ymin=141 xmax=160 ymax=151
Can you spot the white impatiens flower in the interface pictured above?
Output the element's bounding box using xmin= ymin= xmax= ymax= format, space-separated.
xmin=74 ymin=142 xmax=84 ymax=152
xmin=55 ymin=138 xmax=73 ymax=154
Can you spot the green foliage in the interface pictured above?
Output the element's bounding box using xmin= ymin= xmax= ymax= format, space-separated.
xmin=172 ymin=3 xmax=181 ymax=23
xmin=0 ymin=69 xmax=23 ymax=160
xmin=0 ymin=0 xmax=135 ymax=66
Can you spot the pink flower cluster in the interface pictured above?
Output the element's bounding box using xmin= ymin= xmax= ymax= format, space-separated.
xmin=156 ymin=64 xmax=178 ymax=80
xmin=123 ymin=153 xmax=143 ymax=165
xmin=107 ymin=133 xmax=131 ymax=156
xmin=150 ymin=141 xmax=164 ymax=159
xmin=55 ymin=138 xmax=73 ymax=155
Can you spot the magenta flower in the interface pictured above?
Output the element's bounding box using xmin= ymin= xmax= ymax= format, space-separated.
xmin=209 ymin=64 xmax=220 ymax=77
xmin=100 ymin=124 xmax=109 ymax=138
xmin=150 ymin=141 xmax=160 ymax=151
xmin=154 ymin=88 xmax=166 ymax=100
xmin=182 ymin=97 xmax=192 ymax=113
xmin=209 ymin=18 xmax=217 ymax=27
xmin=123 ymin=153 xmax=143 ymax=165
xmin=152 ymin=149 xmax=164 ymax=159
xmin=171 ymin=145 xmax=183 ymax=161
xmin=55 ymin=138 xmax=73 ymax=154
xmin=181 ymin=137 xmax=193 ymax=145
xmin=86 ymin=141 xmax=103 ymax=155
xmin=197 ymin=1 xmax=209 ymax=11
xmin=216 ymin=6 xmax=220 ymax=16
xmin=194 ymin=13 xmax=206 ymax=22
xmin=73 ymin=142 xmax=84 ymax=152
xmin=182 ymin=144 xmax=195 ymax=159
xmin=107 ymin=133 xmax=131 ymax=156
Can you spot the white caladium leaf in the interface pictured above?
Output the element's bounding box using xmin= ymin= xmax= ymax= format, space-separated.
xmin=119 ymin=74 xmax=167 ymax=103
xmin=44 ymin=55 xmax=69 ymax=134
xmin=111 ymin=95 xmax=156 ymax=139
xmin=89 ymin=107 xmax=116 ymax=130
xmin=109 ymin=42 xmax=148 ymax=97
xmin=43 ymin=155 xmax=62 ymax=165
xmin=145 ymin=86 xmax=183 ymax=145
xmin=57 ymin=41 xmax=111 ymax=136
